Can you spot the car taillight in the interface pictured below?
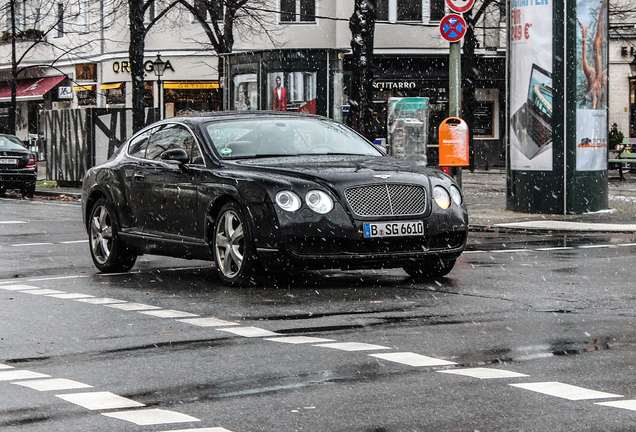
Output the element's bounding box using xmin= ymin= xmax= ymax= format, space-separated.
xmin=26 ymin=156 xmax=37 ymax=168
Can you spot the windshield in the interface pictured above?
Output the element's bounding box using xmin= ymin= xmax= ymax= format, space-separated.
xmin=204 ymin=117 xmax=382 ymax=159
xmin=0 ymin=135 xmax=26 ymax=151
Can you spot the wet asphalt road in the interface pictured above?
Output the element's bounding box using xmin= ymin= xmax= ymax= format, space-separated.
xmin=2 ymin=198 xmax=636 ymax=431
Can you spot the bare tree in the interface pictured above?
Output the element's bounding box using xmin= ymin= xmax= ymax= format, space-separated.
xmin=128 ymin=0 xmax=179 ymax=132
xmin=348 ymin=0 xmax=376 ymax=141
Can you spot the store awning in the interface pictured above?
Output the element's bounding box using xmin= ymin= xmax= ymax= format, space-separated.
xmin=100 ymin=82 xmax=123 ymax=90
xmin=73 ymin=85 xmax=96 ymax=92
xmin=164 ymin=81 xmax=219 ymax=89
xmin=0 ymin=76 xmax=66 ymax=102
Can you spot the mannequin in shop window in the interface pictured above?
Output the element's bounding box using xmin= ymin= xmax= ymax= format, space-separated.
xmin=272 ymin=76 xmax=287 ymax=111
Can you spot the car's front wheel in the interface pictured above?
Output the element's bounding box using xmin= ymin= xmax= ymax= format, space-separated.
xmin=213 ymin=202 xmax=259 ymax=287
xmin=404 ymin=257 xmax=456 ymax=280
xmin=89 ymin=198 xmax=137 ymax=273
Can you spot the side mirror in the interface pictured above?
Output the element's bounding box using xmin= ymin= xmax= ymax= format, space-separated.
xmin=160 ymin=148 xmax=189 ymax=164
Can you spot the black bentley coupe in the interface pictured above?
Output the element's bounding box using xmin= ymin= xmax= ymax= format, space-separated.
xmin=81 ymin=112 xmax=468 ymax=286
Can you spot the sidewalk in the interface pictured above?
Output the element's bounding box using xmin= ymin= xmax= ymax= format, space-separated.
xmin=462 ymin=168 xmax=636 ymax=233
xmin=33 ymin=168 xmax=636 ymax=233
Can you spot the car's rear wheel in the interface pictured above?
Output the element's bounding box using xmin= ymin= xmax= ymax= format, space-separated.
xmin=0 ymin=185 xmax=5 ymax=196
xmin=213 ymin=202 xmax=260 ymax=287
xmin=404 ymin=257 xmax=456 ymax=280
xmin=22 ymin=183 xmax=35 ymax=198
xmin=89 ymin=198 xmax=137 ymax=273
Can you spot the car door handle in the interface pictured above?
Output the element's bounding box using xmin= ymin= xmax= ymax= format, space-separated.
xmin=133 ymin=173 xmax=145 ymax=181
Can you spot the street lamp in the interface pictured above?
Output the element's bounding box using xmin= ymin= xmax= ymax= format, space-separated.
xmin=152 ymin=53 xmax=167 ymax=120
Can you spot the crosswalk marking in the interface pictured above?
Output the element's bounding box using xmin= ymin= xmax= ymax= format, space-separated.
xmin=265 ymin=336 xmax=336 ymax=344
xmin=438 ymin=367 xmax=528 ymax=379
xmin=217 ymin=326 xmax=279 ymax=337
xmin=178 ymin=317 xmax=239 ymax=327
xmin=47 ymin=293 xmax=95 ymax=299
xmin=0 ymin=370 xmax=50 ymax=381
xmin=0 ymin=284 xmax=40 ymax=291
xmin=102 ymin=408 xmax=200 ymax=425
xmin=596 ymin=400 xmax=636 ymax=411
xmin=105 ymin=302 xmax=161 ymax=311
xmin=141 ymin=309 xmax=199 ymax=318
xmin=314 ymin=342 xmax=391 ymax=352
xmin=75 ymin=297 xmax=127 ymax=305
xmin=510 ymin=382 xmax=622 ymax=400
xmin=56 ymin=391 xmax=145 ymax=410
xmin=161 ymin=428 xmax=234 ymax=432
xmin=13 ymin=378 xmax=93 ymax=391
xmin=22 ymin=289 xmax=66 ymax=295
xmin=370 ymin=352 xmax=456 ymax=367
xmin=0 ymin=364 xmax=13 ymax=369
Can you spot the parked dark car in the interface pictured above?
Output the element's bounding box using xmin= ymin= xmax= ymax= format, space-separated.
xmin=81 ymin=112 xmax=468 ymax=286
xmin=0 ymin=134 xmax=37 ymax=198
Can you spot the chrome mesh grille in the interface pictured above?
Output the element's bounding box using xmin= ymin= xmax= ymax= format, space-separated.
xmin=344 ymin=184 xmax=427 ymax=217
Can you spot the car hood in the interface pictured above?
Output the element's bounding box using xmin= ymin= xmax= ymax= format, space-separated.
xmin=230 ymin=155 xmax=449 ymax=187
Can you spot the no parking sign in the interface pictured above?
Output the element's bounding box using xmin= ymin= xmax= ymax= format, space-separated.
xmin=439 ymin=14 xmax=466 ymax=42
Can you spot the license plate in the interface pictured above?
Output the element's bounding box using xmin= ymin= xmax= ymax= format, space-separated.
xmin=0 ymin=158 xmax=17 ymax=165
xmin=363 ymin=221 xmax=424 ymax=238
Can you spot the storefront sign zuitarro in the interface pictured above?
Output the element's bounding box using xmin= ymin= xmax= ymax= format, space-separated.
xmin=112 ymin=60 xmax=176 ymax=74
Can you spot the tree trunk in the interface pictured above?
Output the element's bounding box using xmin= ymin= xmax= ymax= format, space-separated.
xmin=129 ymin=0 xmax=147 ymax=133
xmin=348 ymin=0 xmax=376 ymax=141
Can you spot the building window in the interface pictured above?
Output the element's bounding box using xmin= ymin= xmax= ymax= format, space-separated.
xmin=78 ymin=0 xmax=90 ymax=31
xmin=397 ymin=0 xmax=421 ymax=21
xmin=192 ymin=0 xmax=223 ymax=22
xmin=430 ymin=0 xmax=445 ymax=21
xmin=144 ymin=0 xmax=155 ymax=23
xmin=280 ymin=0 xmax=315 ymax=23
xmin=56 ymin=3 xmax=63 ymax=37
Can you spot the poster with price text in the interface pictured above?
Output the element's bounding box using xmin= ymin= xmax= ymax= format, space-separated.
xmin=509 ymin=0 xmax=553 ymax=171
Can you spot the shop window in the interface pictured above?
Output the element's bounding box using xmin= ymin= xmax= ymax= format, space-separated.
xmin=267 ymin=72 xmax=317 ymax=113
xmin=105 ymin=83 xmax=126 ymax=106
xmin=233 ymin=74 xmax=258 ymax=111
xmin=280 ymin=0 xmax=315 ymax=23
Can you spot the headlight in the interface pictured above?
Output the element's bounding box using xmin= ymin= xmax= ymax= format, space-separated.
xmin=450 ymin=185 xmax=462 ymax=205
xmin=305 ymin=190 xmax=333 ymax=214
xmin=433 ymin=186 xmax=451 ymax=209
xmin=276 ymin=190 xmax=301 ymax=212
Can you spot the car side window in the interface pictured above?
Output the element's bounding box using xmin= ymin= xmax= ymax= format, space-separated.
xmin=145 ymin=124 xmax=204 ymax=165
xmin=127 ymin=133 xmax=150 ymax=158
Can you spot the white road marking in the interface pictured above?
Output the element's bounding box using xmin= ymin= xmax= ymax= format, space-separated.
xmin=56 ymin=391 xmax=145 ymax=410
xmin=0 ymin=370 xmax=50 ymax=381
xmin=0 ymin=221 xmax=27 ymax=224
xmin=142 ymin=310 xmax=199 ymax=318
xmin=178 ymin=317 xmax=239 ymax=327
xmin=596 ymin=400 xmax=636 ymax=411
xmin=491 ymin=249 xmax=529 ymax=253
xmin=27 ymin=275 xmax=88 ymax=282
xmin=535 ymin=247 xmax=575 ymax=251
xmin=12 ymin=242 xmax=54 ymax=247
xmin=47 ymin=293 xmax=94 ymax=299
xmin=314 ymin=342 xmax=391 ymax=352
xmin=22 ymin=289 xmax=66 ymax=295
xmin=74 ymin=298 xmax=127 ymax=305
xmin=59 ymin=240 xmax=87 ymax=244
xmin=0 ymin=364 xmax=13 ymax=369
xmin=102 ymin=408 xmax=200 ymax=425
xmin=162 ymin=428 xmax=234 ymax=432
xmin=510 ymin=382 xmax=622 ymax=400
xmin=264 ymin=336 xmax=336 ymax=344
xmin=105 ymin=303 xmax=161 ymax=311
xmin=13 ymin=378 xmax=93 ymax=391
xmin=370 ymin=352 xmax=456 ymax=367
xmin=0 ymin=284 xmax=40 ymax=291
xmin=438 ymin=367 xmax=529 ymax=379
xmin=578 ymin=244 xmax=614 ymax=249
xmin=216 ymin=327 xmax=280 ymax=337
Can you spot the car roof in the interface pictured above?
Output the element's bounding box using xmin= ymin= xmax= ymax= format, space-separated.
xmin=152 ymin=111 xmax=332 ymax=128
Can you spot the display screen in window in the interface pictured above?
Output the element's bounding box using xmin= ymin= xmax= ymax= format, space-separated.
xmin=267 ymin=72 xmax=317 ymax=114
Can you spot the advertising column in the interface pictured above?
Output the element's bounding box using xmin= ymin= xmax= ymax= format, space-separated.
xmin=508 ymin=0 xmax=608 ymax=214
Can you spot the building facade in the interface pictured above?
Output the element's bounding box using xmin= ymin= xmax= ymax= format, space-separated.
xmin=0 ymin=0 xmax=507 ymax=166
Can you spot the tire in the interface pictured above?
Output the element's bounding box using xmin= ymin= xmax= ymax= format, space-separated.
xmin=88 ymin=198 xmax=137 ymax=273
xmin=213 ymin=201 xmax=260 ymax=287
xmin=404 ymin=257 xmax=456 ymax=280
xmin=22 ymin=183 xmax=35 ymax=198
xmin=0 ymin=185 xmax=5 ymax=196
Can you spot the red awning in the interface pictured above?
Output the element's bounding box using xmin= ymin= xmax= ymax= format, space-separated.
xmin=0 ymin=76 xmax=66 ymax=102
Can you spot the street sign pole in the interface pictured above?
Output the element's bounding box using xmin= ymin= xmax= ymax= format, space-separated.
xmin=449 ymin=41 xmax=462 ymax=186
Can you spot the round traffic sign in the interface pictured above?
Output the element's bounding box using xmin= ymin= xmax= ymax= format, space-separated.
xmin=445 ymin=0 xmax=475 ymax=13
xmin=439 ymin=14 xmax=466 ymax=42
